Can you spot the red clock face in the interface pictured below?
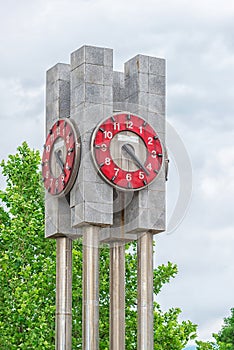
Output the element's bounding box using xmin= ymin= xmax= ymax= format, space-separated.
xmin=91 ymin=113 xmax=163 ymax=191
xmin=42 ymin=118 xmax=80 ymax=196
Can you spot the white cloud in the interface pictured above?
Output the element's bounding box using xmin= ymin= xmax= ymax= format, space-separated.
xmin=0 ymin=78 xmax=44 ymax=119
xmin=200 ymin=146 xmax=234 ymax=200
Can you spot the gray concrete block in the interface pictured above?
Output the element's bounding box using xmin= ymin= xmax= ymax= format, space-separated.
xmin=45 ymin=62 xmax=77 ymax=239
xmin=72 ymin=201 xmax=113 ymax=227
xmin=124 ymin=206 xmax=148 ymax=234
xmin=138 ymin=188 xmax=149 ymax=209
xmin=124 ymin=202 xmax=165 ymax=234
xmin=71 ymin=46 xmax=85 ymax=70
xmin=147 ymin=111 xmax=165 ymax=133
xmin=85 ymin=83 xmax=103 ymax=103
xmin=82 ymin=181 xmax=113 ymax=204
xmin=46 ymin=101 xmax=59 ymax=124
xmin=103 ymin=67 xmax=113 ymax=86
xmin=79 ymin=103 xmax=104 ymax=128
xmin=148 ymin=94 xmax=165 ymax=114
xmin=149 ymin=207 xmax=165 ymax=232
xmin=113 ymin=71 xmax=125 ymax=102
xmin=84 ymin=46 xmax=105 ymax=65
xmin=149 ymin=74 xmax=165 ymax=95
xmin=70 ymin=45 xmax=114 ymax=229
xmin=73 ymin=84 xmax=85 ymax=107
xmin=59 ymin=98 xmax=71 ymax=119
xmin=71 ymin=46 xmax=112 ymax=70
xmin=126 ymin=92 xmax=138 ymax=104
xmin=46 ymin=82 xmax=58 ymax=103
xmin=149 ymin=56 xmax=165 ymax=76
xmin=47 ymin=63 xmax=70 ymax=83
xmin=158 ymin=132 xmax=166 ymax=146
xmin=99 ymin=221 xmax=138 ymax=243
xmin=138 ymin=73 xmax=149 ymax=92
xmin=71 ymin=203 xmax=85 ymax=226
xmin=149 ymin=173 xmax=166 ymax=191
xmin=125 ymin=54 xmax=149 ymax=76
xmin=75 ymin=163 xmax=104 ymax=188
xmin=45 ymin=195 xmax=81 ymax=238
xmin=104 ymin=85 xmax=113 ymax=104
xmin=136 ymin=55 xmax=149 ymax=73
xmin=148 ymin=190 xmax=165 ymax=208
xmin=135 ymin=105 xmax=148 ymax=120
xmin=71 ymin=64 xmax=85 ymax=88
xmin=103 ymin=104 xmax=113 ymax=118
xmin=86 ymin=64 xmax=104 ymax=85
xmin=125 ymin=74 xmax=138 ymax=97
xmin=138 ymin=91 xmax=149 ymax=107
xmin=104 ymin=48 xmax=113 ymax=67
xmin=47 ymin=80 xmax=70 ymax=105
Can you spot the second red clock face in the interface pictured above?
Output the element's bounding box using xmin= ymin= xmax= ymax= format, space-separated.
xmin=91 ymin=112 xmax=163 ymax=191
xmin=42 ymin=118 xmax=81 ymax=196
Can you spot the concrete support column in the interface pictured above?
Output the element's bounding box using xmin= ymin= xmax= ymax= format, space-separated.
xmin=56 ymin=237 xmax=73 ymax=350
xmin=110 ymin=242 xmax=125 ymax=350
xmin=82 ymin=226 xmax=100 ymax=350
xmin=137 ymin=232 xmax=154 ymax=350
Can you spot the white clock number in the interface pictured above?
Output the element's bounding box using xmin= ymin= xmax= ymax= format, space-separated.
xmin=151 ymin=150 xmax=157 ymax=158
xmin=139 ymin=126 xmax=143 ymax=134
xmin=139 ymin=171 xmax=144 ymax=180
xmin=126 ymin=121 xmax=133 ymax=129
xmin=126 ymin=173 xmax=132 ymax=181
xmin=114 ymin=168 xmax=119 ymax=176
xmin=148 ymin=137 xmax=153 ymax=145
xmin=101 ymin=144 xmax=107 ymax=152
xmin=46 ymin=145 xmax=50 ymax=153
xmin=114 ymin=122 xmax=120 ymax=131
xmin=104 ymin=131 xmax=113 ymax=139
xmin=147 ymin=163 xmax=152 ymax=171
xmin=105 ymin=157 xmax=111 ymax=165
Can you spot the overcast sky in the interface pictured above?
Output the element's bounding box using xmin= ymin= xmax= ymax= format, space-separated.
xmin=0 ymin=0 xmax=234 ymax=346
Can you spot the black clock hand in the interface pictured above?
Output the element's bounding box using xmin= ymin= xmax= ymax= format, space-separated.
xmin=55 ymin=150 xmax=64 ymax=172
xmin=122 ymin=144 xmax=150 ymax=176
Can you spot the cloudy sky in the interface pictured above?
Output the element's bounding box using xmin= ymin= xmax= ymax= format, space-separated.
xmin=0 ymin=0 xmax=234 ymax=346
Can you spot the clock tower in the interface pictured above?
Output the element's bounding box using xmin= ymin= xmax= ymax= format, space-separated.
xmin=44 ymin=46 xmax=166 ymax=350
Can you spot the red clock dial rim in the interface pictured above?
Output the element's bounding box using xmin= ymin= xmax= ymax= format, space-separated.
xmin=91 ymin=112 xmax=164 ymax=192
xmin=42 ymin=118 xmax=81 ymax=197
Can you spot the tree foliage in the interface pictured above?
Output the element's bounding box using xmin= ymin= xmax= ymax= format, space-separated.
xmin=216 ymin=308 xmax=234 ymax=349
xmin=0 ymin=142 xmax=197 ymax=349
xmin=196 ymin=308 xmax=234 ymax=350
xmin=0 ymin=142 xmax=55 ymax=349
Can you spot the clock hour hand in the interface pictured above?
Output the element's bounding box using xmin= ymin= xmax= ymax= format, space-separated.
xmin=55 ymin=150 xmax=64 ymax=172
xmin=122 ymin=143 xmax=150 ymax=176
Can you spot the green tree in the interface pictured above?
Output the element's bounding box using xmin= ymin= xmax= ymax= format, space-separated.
xmin=196 ymin=340 xmax=217 ymax=350
xmin=0 ymin=142 xmax=56 ymax=349
xmin=196 ymin=308 xmax=234 ymax=350
xmin=215 ymin=308 xmax=234 ymax=349
xmin=0 ymin=142 xmax=197 ymax=349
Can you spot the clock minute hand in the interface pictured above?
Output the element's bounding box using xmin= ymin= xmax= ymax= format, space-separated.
xmin=122 ymin=144 xmax=150 ymax=176
xmin=55 ymin=151 xmax=64 ymax=172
